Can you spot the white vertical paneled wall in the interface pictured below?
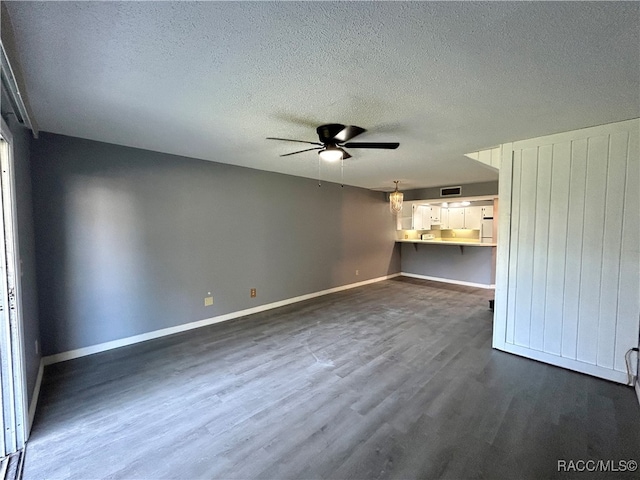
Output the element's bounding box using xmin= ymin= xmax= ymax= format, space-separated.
xmin=493 ymin=119 xmax=639 ymax=384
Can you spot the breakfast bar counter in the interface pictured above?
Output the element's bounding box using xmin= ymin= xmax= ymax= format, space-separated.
xmin=397 ymin=239 xmax=496 ymax=288
xmin=396 ymin=239 xmax=497 ymax=247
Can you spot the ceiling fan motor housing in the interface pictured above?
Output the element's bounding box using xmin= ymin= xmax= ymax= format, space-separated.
xmin=316 ymin=124 xmax=347 ymax=144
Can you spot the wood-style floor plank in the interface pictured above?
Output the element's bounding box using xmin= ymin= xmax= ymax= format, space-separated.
xmin=24 ymin=278 xmax=640 ymax=479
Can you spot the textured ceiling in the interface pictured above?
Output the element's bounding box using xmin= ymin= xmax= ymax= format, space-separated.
xmin=4 ymin=1 xmax=639 ymax=190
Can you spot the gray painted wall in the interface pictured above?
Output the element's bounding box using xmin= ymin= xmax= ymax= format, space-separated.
xmin=400 ymin=181 xmax=498 ymax=202
xmin=30 ymin=133 xmax=401 ymax=356
xmin=3 ymin=115 xmax=40 ymax=401
xmin=400 ymin=243 xmax=494 ymax=286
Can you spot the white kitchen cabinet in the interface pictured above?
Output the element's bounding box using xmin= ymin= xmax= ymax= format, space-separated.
xmin=464 ymin=206 xmax=483 ymax=229
xmin=413 ymin=204 xmax=431 ymax=230
xmin=404 ymin=202 xmax=490 ymax=230
xmin=440 ymin=208 xmax=449 ymax=229
xmin=448 ymin=208 xmax=465 ymax=229
xmin=412 ymin=205 xmax=421 ymax=230
xmin=482 ymin=206 xmax=494 ymax=218
xmin=423 ymin=208 xmax=432 ymax=229
xmin=445 ymin=206 xmax=482 ymax=229
xmin=397 ymin=213 xmax=412 ymax=230
xmin=397 ymin=203 xmax=413 ymax=230
xmin=429 ymin=205 xmax=442 ymax=224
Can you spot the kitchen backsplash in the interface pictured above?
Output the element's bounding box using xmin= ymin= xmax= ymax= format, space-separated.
xmin=396 ymin=228 xmax=480 ymax=241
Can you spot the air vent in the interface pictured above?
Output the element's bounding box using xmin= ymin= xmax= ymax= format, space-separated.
xmin=440 ymin=186 xmax=462 ymax=197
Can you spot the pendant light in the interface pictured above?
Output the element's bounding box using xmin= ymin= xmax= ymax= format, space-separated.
xmin=389 ymin=181 xmax=403 ymax=214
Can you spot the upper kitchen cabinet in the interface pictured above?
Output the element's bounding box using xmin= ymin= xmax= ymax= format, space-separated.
xmin=396 ymin=204 xmax=413 ymax=230
xmin=464 ymin=206 xmax=483 ymax=229
xmin=411 ymin=204 xmax=444 ymax=230
xmin=441 ymin=206 xmax=482 ymax=229
xmin=429 ymin=205 xmax=442 ymax=225
xmin=440 ymin=208 xmax=449 ymax=229
xmin=395 ymin=195 xmax=497 ymax=232
xmin=447 ymin=208 xmax=465 ymax=229
xmin=412 ymin=204 xmax=431 ymax=230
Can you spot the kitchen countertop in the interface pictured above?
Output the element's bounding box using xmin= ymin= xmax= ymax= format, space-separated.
xmin=396 ymin=239 xmax=497 ymax=247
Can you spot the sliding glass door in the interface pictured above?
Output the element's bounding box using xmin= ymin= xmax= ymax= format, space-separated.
xmin=0 ymin=118 xmax=27 ymax=457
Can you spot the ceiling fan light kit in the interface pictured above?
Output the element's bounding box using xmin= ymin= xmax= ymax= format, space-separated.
xmin=318 ymin=145 xmax=343 ymax=162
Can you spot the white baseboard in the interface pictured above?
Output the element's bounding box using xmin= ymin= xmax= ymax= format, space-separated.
xmin=496 ymin=343 xmax=630 ymax=385
xmin=28 ymin=359 xmax=44 ymax=432
xmin=43 ymin=273 xmax=401 ymax=366
xmin=400 ymin=272 xmax=495 ymax=290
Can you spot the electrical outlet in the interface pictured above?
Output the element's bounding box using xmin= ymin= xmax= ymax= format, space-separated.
xmin=250 ymin=288 xmax=256 ymax=298
xmin=355 ymin=270 xmax=359 ymax=276
xmin=204 ymin=296 xmax=214 ymax=306
xmin=35 ymin=339 xmax=39 ymax=355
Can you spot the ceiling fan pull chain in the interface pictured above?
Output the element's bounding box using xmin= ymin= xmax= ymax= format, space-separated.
xmin=341 ymin=158 xmax=344 ymax=187
xmin=318 ymin=157 xmax=321 ymax=187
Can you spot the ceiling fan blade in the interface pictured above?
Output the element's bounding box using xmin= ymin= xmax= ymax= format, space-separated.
xmin=343 ymin=142 xmax=399 ymax=149
xmin=341 ymin=149 xmax=352 ymax=160
xmin=273 ymin=112 xmax=325 ymax=129
xmin=267 ymin=137 xmax=323 ymax=146
xmin=333 ymin=125 xmax=366 ymax=142
xmin=280 ymin=147 xmax=323 ymax=157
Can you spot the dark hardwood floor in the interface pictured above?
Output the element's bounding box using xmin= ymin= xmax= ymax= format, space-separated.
xmin=24 ymin=278 xmax=640 ymax=479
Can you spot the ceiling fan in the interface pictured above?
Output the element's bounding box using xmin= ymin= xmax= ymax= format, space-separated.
xmin=267 ymin=123 xmax=399 ymax=161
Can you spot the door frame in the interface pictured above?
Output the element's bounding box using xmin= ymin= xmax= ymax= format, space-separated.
xmin=0 ymin=115 xmax=28 ymax=456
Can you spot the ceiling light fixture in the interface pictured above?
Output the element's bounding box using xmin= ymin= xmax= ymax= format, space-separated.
xmin=390 ymin=181 xmax=403 ymax=214
xmin=318 ymin=145 xmax=343 ymax=162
